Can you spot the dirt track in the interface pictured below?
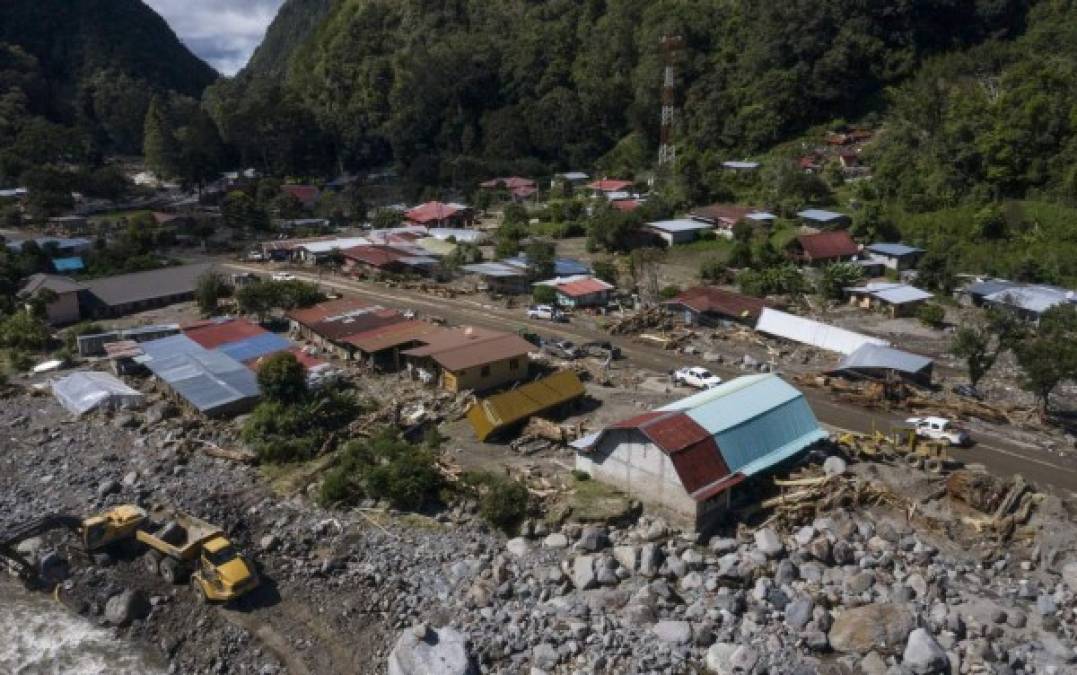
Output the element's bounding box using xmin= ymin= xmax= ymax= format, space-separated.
xmin=224 ymin=262 xmax=1077 ymax=497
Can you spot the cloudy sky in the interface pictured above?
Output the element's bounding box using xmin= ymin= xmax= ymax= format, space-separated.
xmin=145 ymin=0 xmax=286 ymax=76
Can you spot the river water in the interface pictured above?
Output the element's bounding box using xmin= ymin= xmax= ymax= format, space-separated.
xmin=0 ymin=581 xmax=165 ymax=675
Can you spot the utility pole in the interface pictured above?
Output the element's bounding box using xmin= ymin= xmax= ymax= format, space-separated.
xmin=658 ymin=34 xmax=684 ymax=167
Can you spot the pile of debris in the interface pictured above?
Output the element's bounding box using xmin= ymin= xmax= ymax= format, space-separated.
xmin=947 ymin=470 xmax=1042 ymax=541
xmin=606 ymin=307 xmax=672 ymax=335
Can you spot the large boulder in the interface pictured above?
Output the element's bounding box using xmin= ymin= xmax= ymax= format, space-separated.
xmin=1061 ymin=560 xmax=1077 ymax=593
xmin=902 ymin=628 xmax=948 ymax=674
xmin=104 ymin=589 xmax=149 ymax=626
xmin=388 ymin=624 xmax=477 ymax=675
xmin=754 ymin=528 xmax=783 ymax=558
xmin=828 ymin=603 xmax=916 ymax=655
xmin=652 ymin=620 xmax=692 ymax=645
xmin=572 ymin=555 xmax=598 ymax=590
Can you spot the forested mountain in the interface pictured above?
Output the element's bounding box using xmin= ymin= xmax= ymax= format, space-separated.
xmin=243 ymin=0 xmax=335 ymax=80
xmin=0 ymin=0 xmax=217 ymax=176
xmin=210 ymin=0 xmax=1034 ymax=195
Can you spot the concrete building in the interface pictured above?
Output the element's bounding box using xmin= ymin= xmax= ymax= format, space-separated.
xmin=18 ymin=274 xmax=84 ymax=325
xmin=574 ymin=374 xmax=827 ymax=534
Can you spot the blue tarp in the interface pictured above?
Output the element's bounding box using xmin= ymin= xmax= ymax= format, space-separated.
xmin=52 ymin=256 xmax=85 ymax=272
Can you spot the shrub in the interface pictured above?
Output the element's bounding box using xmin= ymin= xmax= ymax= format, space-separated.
xmin=570 ymin=469 xmax=591 ymax=482
xmin=699 ymin=257 xmax=728 ymax=283
xmin=319 ymin=430 xmax=444 ymax=511
xmin=257 ymin=352 xmax=307 ymax=402
xmin=243 ymin=386 xmax=360 ymax=464
xmin=480 ymin=478 xmax=530 ymax=534
xmin=659 ymin=285 xmax=681 ymax=300
xmin=532 ymin=284 xmax=557 ymax=304
xmin=917 ymin=302 xmax=946 ymax=328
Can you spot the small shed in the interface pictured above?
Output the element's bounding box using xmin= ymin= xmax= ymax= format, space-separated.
xmin=462 ymin=262 xmax=531 ymax=295
xmin=535 ymin=276 xmax=614 ymax=308
xmin=791 ymin=230 xmax=859 ymax=265
xmin=52 ymin=371 xmax=145 ymax=415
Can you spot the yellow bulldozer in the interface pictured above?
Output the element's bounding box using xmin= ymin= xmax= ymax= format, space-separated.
xmin=1 ymin=504 xmax=259 ymax=603
xmin=836 ymin=426 xmax=954 ymax=474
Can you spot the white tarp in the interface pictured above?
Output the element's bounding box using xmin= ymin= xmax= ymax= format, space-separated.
xmin=755 ymin=308 xmax=889 ymax=355
xmin=52 ymin=371 xmax=145 ymax=416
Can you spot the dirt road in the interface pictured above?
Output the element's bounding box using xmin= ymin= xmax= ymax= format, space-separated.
xmin=225 ymin=263 xmax=1077 ymax=496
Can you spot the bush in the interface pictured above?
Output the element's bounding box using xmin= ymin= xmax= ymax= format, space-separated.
xmin=570 ymin=469 xmax=591 ymax=482
xmin=63 ymin=322 xmax=104 ymax=352
xmin=699 ymin=257 xmax=728 ymax=283
xmin=463 ymin=472 xmax=530 ymax=534
xmin=243 ymin=386 xmax=361 ymax=464
xmin=257 ymin=352 xmax=307 ymax=402
xmin=318 ymin=430 xmax=444 ymax=511
xmin=659 ymin=285 xmax=681 ymax=300
xmin=917 ymin=302 xmax=946 ymax=328
xmin=532 ymin=284 xmax=557 ymax=304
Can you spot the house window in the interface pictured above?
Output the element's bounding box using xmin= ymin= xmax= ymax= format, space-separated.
xmin=480 ymin=365 xmax=491 ymax=377
xmin=509 ymin=358 xmax=519 ymax=370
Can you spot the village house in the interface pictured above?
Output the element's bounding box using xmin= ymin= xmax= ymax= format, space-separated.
xmin=721 ymin=161 xmax=760 ymax=171
xmin=46 ymin=215 xmax=89 ymax=234
xmin=846 ymin=282 xmax=933 ymax=318
xmin=662 ymin=286 xmax=767 ymax=326
xmin=645 ymin=219 xmax=714 ymax=246
xmin=551 ymin=172 xmax=590 ymax=190
xmin=574 ymin=373 xmax=827 ymax=534
xmin=461 ymin=262 xmax=532 ymax=295
xmin=797 ymin=209 xmax=851 ymax=228
xmin=405 ymin=201 xmax=475 ymax=228
xmin=534 ymin=276 xmax=614 ymax=308
xmin=585 ymin=179 xmax=634 ymax=198
xmin=401 ymin=327 xmax=535 ymax=393
xmin=18 ymin=273 xmax=84 ymax=325
xmin=343 ymin=320 xmax=446 ymax=370
xmin=6 ymin=236 xmax=93 ymax=257
xmin=611 ymin=198 xmax=642 ymax=213
xmin=281 ymin=184 xmax=321 ymax=209
xmin=689 ymin=204 xmax=776 ymax=237
xmin=339 ymin=245 xmax=437 ymax=277
xmin=136 ymin=334 xmax=261 ymax=418
xmin=790 ymin=230 xmax=859 ymax=265
xmin=286 ymin=298 xmax=405 ymax=359
xmin=962 ymin=280 xmax=1077 ymax=323
xmin=479 ymin=176 xmax=538 ymax=201
xmin=865 ymin=243 xmax=924 ymax=271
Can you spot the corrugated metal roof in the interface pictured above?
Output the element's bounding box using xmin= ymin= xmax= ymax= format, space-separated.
xmin=19 ymin=273 xmax=84 ymax=296
xmin=406 ymin=201 xmax=468 ymax=224
xmin=849 ymin=283 xmax=933 ymax=305
xmin=587 ymin=179 xmax=633 ymax=192
xmin=137 ymin=335 xmax=260 ymax=415
xmin=403 ymin=331 xmax=535 ymax=372
xmin=287 ymin=298 xmax=372 ymax=326
xmin=755 ymin=308 xmax=889 ymax=355
xmin=663 ymin=287 xmax=766 ymax=322
xmin=647 ymin=219 xmax=711 ymax=233
xmin=428 ymin=228 xmax=488 ymax=244
xmin=343 ymin=320 xmax=444 ymax=353
xmin=217 ymin=332 xmax=292 ymax=362
xmin=83 ymin=263 xmax=214 ymax=307
xmin=964 ymin=279 xmax=1018 ymax=298
xmin=722 ymin=161 xmax=760 ymax=170
xmin=796 ymin=230 xmax=859 ymax=259
xmin=184 ymin=318 xmax=267 ymax=349
xmin=556 ymin=277 xmax=613 ymax=298
xmin=466 ymin=371 xmax=585 ymax=441
xmin=867 ymin=243 xmax=923 ymax=257
xmin=984 ymin=286 xmax=1076 ymax=314
xmin=797 ymin=209 xmax=847 ymax=222
xmin=501 ymin=256 xmax=591 ymax=277
xmin=834 ymin=344 xmax=934 ymax=375
xmin=462 ymin=262 xmax=526 ymax=278
xmin=301 ymin=237 xmax=371 ymax=254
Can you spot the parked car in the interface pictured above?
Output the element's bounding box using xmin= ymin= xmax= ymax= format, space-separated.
xmin=527 ymin=304 xmax=566 ymax=322
xmin=905 ymin=416 xmax=971 ymax=447
xmin=544 ymin=340 xmax=582 ymax=359
xmin=271 ymin=272 xmax=296 ymax=282
xmin=246 ymin=251 xmax=265 ymax=262
xmin=673 ymin=366 xmax=723 ymax=390
xmin=581 ymin=340 xmax=622 ymax=360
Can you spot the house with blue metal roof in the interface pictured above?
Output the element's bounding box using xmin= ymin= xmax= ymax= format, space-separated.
xmin=136 ymin=335 xmax=261 ymax=417
xmin=865 ymin=243 xmax=924 ymax=271
xmin=797 ymin=209 xmax=850 ymax=227
xmin=574 ymin=374 xmax=826 ymax=533
xmin=846 ymin=281 xmax=933 ymax=318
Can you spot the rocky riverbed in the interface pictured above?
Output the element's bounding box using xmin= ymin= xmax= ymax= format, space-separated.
xmin=3 ymin=386 xmax=1077 ymax=674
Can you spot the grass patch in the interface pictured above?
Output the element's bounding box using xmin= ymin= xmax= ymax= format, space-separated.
xmin=676 ymin=237 xmax=734 ymax=254
xmin=548 ymin=476 xmax=634 ymax=525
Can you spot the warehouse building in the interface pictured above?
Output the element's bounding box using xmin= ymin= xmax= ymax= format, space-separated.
xmin=136 ymin=334 xmax=261 ymax=417
xmin=574 ymin=374 xmax=827 ymax=534
xmin=81 ymin=263 xmax=215 ymax=318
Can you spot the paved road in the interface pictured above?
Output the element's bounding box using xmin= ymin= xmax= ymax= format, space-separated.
xmin=226 ymin=263 xmax=1077 ymax=496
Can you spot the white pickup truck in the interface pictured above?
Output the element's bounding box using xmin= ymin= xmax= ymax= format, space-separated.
xmin=673 ymin=366 xmax=723 ymax=390
xmin=906 ymin=416 xmax=971 ymax=447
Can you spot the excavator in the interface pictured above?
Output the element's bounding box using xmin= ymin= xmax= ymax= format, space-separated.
xmin=0 ymin=504 xmax=259 ymax=603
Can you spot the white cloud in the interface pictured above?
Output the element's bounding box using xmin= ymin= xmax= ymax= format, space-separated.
xmin=144 ymin=0 xmax=286 ymax=76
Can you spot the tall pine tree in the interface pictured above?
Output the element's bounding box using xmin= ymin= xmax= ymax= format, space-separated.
xmin=142 ymin=95 xmax=178 ymax=178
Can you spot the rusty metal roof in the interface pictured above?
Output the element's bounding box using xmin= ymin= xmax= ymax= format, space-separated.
xmin=183 ymin=318 xmax=267 ymax=349
xmin=343 ymin=320 xmax=445 ymax=354
xmin=402 ymin=329 xmax=535 ymax=372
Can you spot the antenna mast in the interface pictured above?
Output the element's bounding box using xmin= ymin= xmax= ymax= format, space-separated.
xmin=658 ymin=34 xmax=684 ymax=166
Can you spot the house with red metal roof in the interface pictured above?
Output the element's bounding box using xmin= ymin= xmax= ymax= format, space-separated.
xmin=586 ymin=179 xmax=634 ymax=195
xmin=790 ymin=230 xmax=860 ymax=265
xmin=339 ymin=245 xmax=438 ymax=277
xmin=662 ymin=287 xmax=767 ymax=326
xmin=281 ymin=185 xmax=321 ymax=209
xmin=479 ymin=177 xmax=537 ymax=201
xmin=405 ymin=201 xmax=474 ymax=227
xmin=574 ymin=373 xmax=826 ymax=533
xmin=286 ymin=298 xmax=406 ymax=359
xmin=534 ymin=275 xmax=614 ymax=308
